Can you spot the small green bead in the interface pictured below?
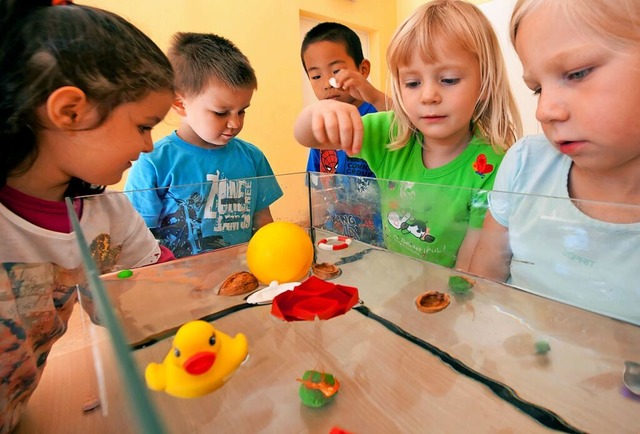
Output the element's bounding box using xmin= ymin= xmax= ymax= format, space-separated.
xmin=117 ymin=269 xmax=133 ymax=279
xmin=448 ymin=275 xmax=474 ymax=294
xmin=535 ymin=340 xmax=551 ymax=354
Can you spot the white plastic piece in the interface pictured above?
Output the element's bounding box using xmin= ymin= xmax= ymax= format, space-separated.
xmin=246 ymin=281 xmax=300 ymax=305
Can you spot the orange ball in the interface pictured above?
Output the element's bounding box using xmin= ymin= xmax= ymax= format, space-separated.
xmin=247 ymin=222 xmax=314 ymax=284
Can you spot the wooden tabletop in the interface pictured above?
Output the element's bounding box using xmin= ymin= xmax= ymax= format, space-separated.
xmin=18 ymin=239 xmax=640 ymax=433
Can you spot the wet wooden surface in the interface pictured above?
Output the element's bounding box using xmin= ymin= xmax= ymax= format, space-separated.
xmin=18 ymin=241 xmax=640 ymax=433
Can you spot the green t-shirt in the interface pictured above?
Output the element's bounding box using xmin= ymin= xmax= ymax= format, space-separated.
xmin=357 ymin=111 xmax=504 ymax=267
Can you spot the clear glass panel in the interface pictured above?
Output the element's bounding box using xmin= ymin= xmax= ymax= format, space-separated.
xmin=29 ymin=173 xmax=638 ymax=433
xmin=475 ymin=189 xmax=640 ymax=325
xmin=123 ymin=172 xmax=307 ymax=260
xmin=310 ymin=173 xmax=640 ymax=326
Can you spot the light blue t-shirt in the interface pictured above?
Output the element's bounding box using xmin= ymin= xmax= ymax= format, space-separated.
xmin=125 ymin=132 xmax=283 ymax=258
xmin=489 ymin=134 xmax=640 ymax=324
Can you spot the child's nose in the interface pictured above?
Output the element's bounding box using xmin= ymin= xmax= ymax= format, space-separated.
xmin=536 ymin=91 xmax=569 ymax=124
xmin=421 ymin=82 xmax=441 ymax=104
xmin=141 ymin=136 xmax=154 ymax=153
xmin=227 ymin=115 xmax=241 ymax=129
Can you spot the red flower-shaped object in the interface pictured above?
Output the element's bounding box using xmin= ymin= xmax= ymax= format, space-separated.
xmin=271 ymin=276 xmax=359 ymax=321
xmin=472 ymin=154 xmax=494 ymax=178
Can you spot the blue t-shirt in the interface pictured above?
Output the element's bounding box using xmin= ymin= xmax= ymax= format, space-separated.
xmin=125 ymin=132 xmax=283 ymax=258
xmin=489 ymin=135 xmax=640 ymax=324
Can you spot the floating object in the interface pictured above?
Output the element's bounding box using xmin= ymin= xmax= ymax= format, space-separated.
xmin=145 ymin=320 xmax=248 ymax=398
xmin=117 ymin=269 xmax=133 ymax=279
xmin=448 ymin=275 xmax=475 ymax=294
xmin=272 ymin=276 xmax=359 ymax=321
xmin=623 ymin=361 xmax=640 ymax=396
xmin=317 ymin=236 xmax=352 ymax=251
xmin=218 ymin=271 xmax=259 ymax=296
xmin=247 ymin=222 xmax=314 ymax=284
xmin=298 ymin=370 xmax=340 ymax=407
xmin=329 ymin=77 xmax=339 ymax=89
xmin=534 ymin=339 xmax=551 ymax=355
xmin=311 ymin=262 xmax=341 ymax=280
xmin=246 ymin=280 xmax=300 ymax=305
xmin=415 ymin=291 xmax=450 ymax=313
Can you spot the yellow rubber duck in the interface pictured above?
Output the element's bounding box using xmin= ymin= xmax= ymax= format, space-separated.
xmin=145 ymin=320 xmax=248 ymax=398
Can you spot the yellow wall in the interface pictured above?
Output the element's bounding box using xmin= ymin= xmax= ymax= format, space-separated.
xmin=79 ymin=0 xmax=398 ymax=190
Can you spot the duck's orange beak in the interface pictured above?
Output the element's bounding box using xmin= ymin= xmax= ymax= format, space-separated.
xmin=184 ymin=352 xmax=216 ymax=375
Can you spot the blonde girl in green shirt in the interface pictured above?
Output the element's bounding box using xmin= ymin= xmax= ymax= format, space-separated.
xmin=294 ymin=0 xmax=521 ymax=269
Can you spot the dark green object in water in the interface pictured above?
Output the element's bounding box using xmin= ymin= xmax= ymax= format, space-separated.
xmin=535 ymin=340 xmax=551 ymax=354
xmin=298 ymin=370 xmax=339 ymax=408
xmin=448 ymin=275 xmax=475 ymax=294
xmin=117 ymin=269 xmax=133 ymax=279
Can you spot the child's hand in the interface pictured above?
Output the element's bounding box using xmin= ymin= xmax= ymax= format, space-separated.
xmin=333 ymin=70 xmax=390 ymax=111
xmin=294 ymin=100 xmax=363 ymax=155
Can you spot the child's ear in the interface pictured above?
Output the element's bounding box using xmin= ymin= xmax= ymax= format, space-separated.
xmin=46 ymin=86 xmax=90 ymax=129
xmin=358 ymin=59 xmax=372 ymax=79
xmin=172 ymin=94 xmax=187 ymax=116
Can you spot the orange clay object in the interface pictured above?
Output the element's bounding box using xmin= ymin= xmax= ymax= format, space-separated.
xmin=297 ymin=373 xmax=341 ymax=398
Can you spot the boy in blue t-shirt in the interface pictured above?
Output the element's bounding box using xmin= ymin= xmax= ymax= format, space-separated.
xmin=125 ymin=33 xmax=282 ymax=258
xmin=301 ymin=22 xmax=389 ymax=246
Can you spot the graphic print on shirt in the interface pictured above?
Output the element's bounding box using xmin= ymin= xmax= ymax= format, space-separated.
xmin=151 ymin=171 xmax=254 ymax=258
xmin=203 ymin=171 xmax=253 ymax=231
xmin=387 ymin=211 xmax=435 ymax=243
xmin=472 ymin=154 xmax=494 ymax=178
xmin=381 ymin=180 xmax=459 ymax=262
xmin=320 ymin=150 xmax=339 ymax=173
xmin=90 ymin=233 xmax=122 ymax=274
xmin=0 ymin=260 xmax=87 ymax=431
xmin=318 ymin=174 xmax=385 ymax=247
xmin=152 ymin=191 xmax=222 ymax=258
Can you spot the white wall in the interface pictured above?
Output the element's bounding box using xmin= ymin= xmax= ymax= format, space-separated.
xmin=479 ymin=0 xmax=540 ymax=136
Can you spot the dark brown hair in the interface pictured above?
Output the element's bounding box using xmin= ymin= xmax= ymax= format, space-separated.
xmin=0 ymin=0 xmax=174 ymax=196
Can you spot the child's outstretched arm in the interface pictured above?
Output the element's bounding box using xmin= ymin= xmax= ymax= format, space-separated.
xmin=253 ymin=207 xmax=274 ymax=232
xmin=294 ymin=100 xmax=363 ymax=156
xmin=333 ymin=69 xmax=391 ymax=112
xmin=468 ymin=213 xmax=512 ymax=282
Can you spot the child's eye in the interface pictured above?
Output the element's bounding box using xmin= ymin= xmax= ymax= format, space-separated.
xmin=404 ymin=80 xmax=420 ymax=89
xmin=138 ymin=125 xmax=153 ymax=134
xmin=214 ymin=111 xmax=228 ymax=117
xmin=332 ymin=69 xmax=342 ymax=75
xmin=566 ymin=67 xmax=593 ymax=81
xmin=441 ymin=78 xmax=460 ymax=85
xmin=310 ymin=74 xmax=320 ymax=81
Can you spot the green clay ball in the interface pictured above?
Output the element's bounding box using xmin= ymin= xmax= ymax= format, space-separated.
xmin=117 ymin=269 xmax=133 ymax=279
xmin=448 ymin=275 xmax=474 ymax=294
xmin=535 ymin=339 xmax=551 ymax=354
xmin=298 ymin=370 xmax=338 ymax=408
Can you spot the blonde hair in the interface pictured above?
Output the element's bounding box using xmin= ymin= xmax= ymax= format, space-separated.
xmin=387 ymin=0 xmax=521 ymax=153
xmin=511 ymin=0 xmax=640 ymax=50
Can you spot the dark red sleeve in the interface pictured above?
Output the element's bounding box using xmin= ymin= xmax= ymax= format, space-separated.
xmin=157 ymin=245 xmax=175 ymax=263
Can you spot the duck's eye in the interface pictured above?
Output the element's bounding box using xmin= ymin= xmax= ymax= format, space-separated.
xmin=173 ymin=348 xmax=181 ymax=358
xmin=209 ymin=334 xmax=216 ymax=346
